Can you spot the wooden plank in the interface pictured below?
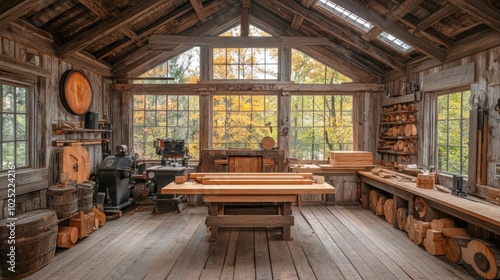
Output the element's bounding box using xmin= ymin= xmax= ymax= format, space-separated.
xmin=267 ymin=227 xmax=299 ymax=280
xmin=234 ymin=228 xmax=255 ymax=279
xmin=200 ymin=178 xmax=313 ymax=185
xmin=254 ymin=228 xmax=273 ymax=280
xmin=415 ymin=6 xmax=460 ymax=33
xmin=219 ymin=228 xmax=239 ymax=280
xmin=0 ymin=0 xmax=45 ymax=29
xmin=203 ymin=194 xmax=296 ymax=203
xmin=228 ymin=156 xmax=263 ymax=172
xmin=423 ymin=62 xmax=475 ymax=92
xmin=449 ymin=0 xmax=500 ymax=33
xmin=190 ymin=172 xmax=313 ymax=179
xmin=199 ymin=228 xmax=231 ymax=279
xmin=286 ymin=226 xmax=317 ymax=279
xmin=189 ymin=0 xmax=208 ymax=23
xmin=205 ymin=215 xmax=294 ymax=227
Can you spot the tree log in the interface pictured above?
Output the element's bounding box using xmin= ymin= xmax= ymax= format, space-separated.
xmin=461 ymin=239 xmax=500 ymax=279
xmin=404 ymin=124 xmax=412 ymax=136
xmin=411 ymin=124 xmax=417 ymax=136
xmin=375 ymin=196 xmax=388 ymax=216
xmin=443 ymin=237 xmax=469 ymax=263
xmin=397 ymin=207 xmax=408 ymax=230
xmin=424 ymin=236 xmax=444 ymax=255
xmin=430 ymin=218 xmax=454 ymax=232
xmin=383 ymin=199 xmax=394 ymax=224
xmin=57 ymin=226 xmax=78 ymax=249
xmin=369 ymin=190 xmax=384 ymax=213
xmin=442 ymin=227 xmax=471 ymax=239
xmin=414 ymin=221 xmax=432 ymax=246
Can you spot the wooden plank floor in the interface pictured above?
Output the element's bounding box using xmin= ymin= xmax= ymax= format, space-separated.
xmin=27 ymin=205 xmax=474 ymax=280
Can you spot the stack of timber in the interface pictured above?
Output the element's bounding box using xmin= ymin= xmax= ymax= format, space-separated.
xmin=328 ymin=151 xmax=373 ymax=167
xmin=189 ymin=173 xmax=316 ymax=185
xmin=368 ymin=190 xmax=389 ymax=216
xmin=371 ymin=167 xmax=415 ymax=182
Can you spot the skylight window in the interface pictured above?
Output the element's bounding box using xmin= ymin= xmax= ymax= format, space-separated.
xmin=318 ymin=0 xmax=413 ymax=53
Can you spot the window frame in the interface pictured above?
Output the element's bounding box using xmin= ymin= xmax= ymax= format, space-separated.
xmin=0 ymin=79 xmax=33 ymax=172
xmin=290 ymin=93 xmax=354 ymax=160
xmin=434 ymin=87 xmax=471 ymax=175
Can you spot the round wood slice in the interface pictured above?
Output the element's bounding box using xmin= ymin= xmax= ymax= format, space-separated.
xmin=461 ymin=239 xmax=500 ymax=279
xmin=384 ymin=199 xmax=394 ymax=224
xmin=443 ymin=237 xmax=469 ymax=263
xmin=261 ymin=136 xmax=275 ymax=150
xmin=414 ymin=196 xmax=427 ymax=218
xmin=411 ymin=124 xmax=417 ymax=136
xmin=60 ymin=70 xmax=93 ymax=115
xmin=397 ymin=208 xmax=408 ymax=230
xmin=404 ymin=124 xmax=412 ymax=136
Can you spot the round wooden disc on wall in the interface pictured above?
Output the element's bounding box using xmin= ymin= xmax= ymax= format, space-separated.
xmin=60 ymin=70 xmax=93 ymax=115
xmin=261 ymin=136 xmax=275 ymax=150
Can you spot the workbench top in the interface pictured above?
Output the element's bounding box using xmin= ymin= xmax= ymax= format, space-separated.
xmin=161 ymin=181 xmax=336 ymax=195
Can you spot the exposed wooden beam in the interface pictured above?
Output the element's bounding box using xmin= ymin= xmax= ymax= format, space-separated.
xmin=0 ymin=0 xmax=44 ymax=29
xmin=94 ymin=2 xmax=193 ymax=61
xmin=448 ymin=0 xmax=500 ymax=33
xmin=267 ymin=0 xmax=406 ymax=72
xmin=290 ymin=0 xmax=317 ymax=30
xmin=414 ymin=6 xmax=460 ymax=33
xmin=387 ymin=0 xmax=425 ymax=22
xmin=11 ymin=19 xmax=54 ymax=42
xmin=332 ymin=0 xmax=446 ymax=61
xmin=57 ymin=0 xmax=165 ymax=58
xmin=190 ymin=0 xmax=208 ymax=23
xmin=112 ymin=4 xmax=241 ymax=77
xmin=114 ymin=82 xmax=385 ymax=93
xmin=241 ymin=0 xmax=251 ymax=36
xmin=79 ymin=0 xmax=142 ymax=46
xmin=251 ymin=4 xmax=382 ymax=81
xmin=149 ymin=35 xmax=330 ymax=48
xmin=361 ymin=26 xmax=383 ymax=42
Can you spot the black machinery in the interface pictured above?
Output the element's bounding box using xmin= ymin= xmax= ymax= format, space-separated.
xmin=97 ymin=145 xmax=135 ymax=216
xmin=146 ymin=139 xmax=191 ymax=212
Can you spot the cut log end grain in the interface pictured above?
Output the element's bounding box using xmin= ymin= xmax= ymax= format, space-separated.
xmin=375 ymin=196 xmax=388 ymax=216
xmin=443 ymin=237 xmax=469 ymax=263
xmin=397 ymin=208 xmax=408 ymax=230
xmin=461 ymin=239 xmax=500 ymax=279
xmin=423 ymin=237 xmax=444 ymax=255
xmin=430 ymin=218 xmax=455 ymax=232
xmin=383 ymin=199 xmax=394 ymax=224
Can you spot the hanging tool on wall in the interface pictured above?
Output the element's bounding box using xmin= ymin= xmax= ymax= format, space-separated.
xmin=468 ymin=86 xmax=488 ymax=190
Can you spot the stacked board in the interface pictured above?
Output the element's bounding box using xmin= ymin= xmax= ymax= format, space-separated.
xmin=329 ymin=151 xmax=373 ymax=167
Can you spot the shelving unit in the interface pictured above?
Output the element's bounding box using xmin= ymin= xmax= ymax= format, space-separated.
xmin=52 ymin=120 xmax=112 ymax=147
xmin=378 ymin=93 xmax=418 ymax=162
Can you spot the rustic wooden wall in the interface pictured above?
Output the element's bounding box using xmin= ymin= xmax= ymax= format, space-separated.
xmin=382 ymin=46 xmax=500 ymax=192
xmin=0 ymin=36 xmax=112 ymax=219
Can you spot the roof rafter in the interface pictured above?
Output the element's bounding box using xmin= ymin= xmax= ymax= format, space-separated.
xmin=414 ymin=5 xmax=460 ymax=33
xmin=290 ymin=0 xmax=317 ymax=30
xmin=190 ymin=0 xmax=208 ymax=23
xmin=57 ymin=0 xmax=166 ymax=58
xmin=0 ymin=0 xmax=45 ymax=29
xmin=267 ymin=0 xmax=406 ymax=72
xmin=448 ymin=0 xmax=500 ymax=33
xmin=332 ymin=0 xmax=446 ymax=61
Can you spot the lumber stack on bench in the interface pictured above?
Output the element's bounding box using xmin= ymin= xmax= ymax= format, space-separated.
xmin=189 ymin=173 xmax=317 ymax=185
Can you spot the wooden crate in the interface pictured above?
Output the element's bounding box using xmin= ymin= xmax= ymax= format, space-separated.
xmin=329 ymin=151 xmax=373 ymax=166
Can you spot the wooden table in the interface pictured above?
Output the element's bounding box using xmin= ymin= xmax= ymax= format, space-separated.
xmin=357 ymin=171 xmax=500 ymax=235
xmin=161 ymin=181 xmax=336 ymax=240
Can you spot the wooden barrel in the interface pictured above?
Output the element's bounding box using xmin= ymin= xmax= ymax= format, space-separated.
xmin=47 ymin=185 xmax=78 ymax=218
xmin=0 ymin=209 xmax=58 ymax=279
xmin=78 ymin=181 xmax=95 ymax=214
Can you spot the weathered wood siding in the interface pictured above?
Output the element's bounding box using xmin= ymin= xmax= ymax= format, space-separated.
xmin=383 ymin=46 xmax=500 ymax=191
xmin=0 ymin=36 xmax=112 ymax=219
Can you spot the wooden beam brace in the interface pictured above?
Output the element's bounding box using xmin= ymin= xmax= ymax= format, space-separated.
xmin=0 ymin=53 xmax=51 ymax=78
xmin=190 ymin=0 xmax=208 ymax=23
xmin=290 ymin=0 xmax=317 ymax=30
xmin=268 ymin=0 xmax=406 ymax=72
xmin=114 ymin=82 xmax=385 ymax=93
xmin=361 ymin=26 xmax=383 ymax=42
xmin=387 ymin=0 xmax=425 ymax=22
xmin=0 ymin=0 xmax=43 ymax=29
xmin=58 ymin=0 xmax=165 ymax=58
xmin=241 ymin=0 xmax=251 ymax=36
xmin=332 ymin=0 xmax=446 ymax=61
xmin=448 ymin=0 xmax=500 ymax=33
xmin=414 ymin=6 xmax=460 ymax=33
xmin=149 ymin=35 xmax=331 ymax=48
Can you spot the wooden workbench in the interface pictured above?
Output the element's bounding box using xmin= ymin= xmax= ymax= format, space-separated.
xmin=161 ymin=181 xmax=336 ymax=240
xmin=357 ymin=171 xmax=500 ymax=235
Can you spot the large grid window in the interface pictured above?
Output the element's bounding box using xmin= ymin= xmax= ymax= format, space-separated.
xmin=1 ymin=83 xmax=29 ymax=170
xmin=437 ymin=90 xmax=470 ymax=174
xmin=213 ymin=25 xmax=278 ymax=80
xmin=213 ymin=95 xmax=278 ymax=149
xmin=133 ymin=94 xmax=200 ymax=159
xmin=291 ymin=95 xmax=353 ymax=160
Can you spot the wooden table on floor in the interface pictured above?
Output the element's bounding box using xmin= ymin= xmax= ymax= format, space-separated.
xmin=161 ymin=181 xmax=336 ymax=240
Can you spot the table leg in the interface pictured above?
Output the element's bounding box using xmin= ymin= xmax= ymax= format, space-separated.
xmin=209 ymin=202 xmax=219 ymax=241
xmin=282 ymin=202 xmax=293 ymax=240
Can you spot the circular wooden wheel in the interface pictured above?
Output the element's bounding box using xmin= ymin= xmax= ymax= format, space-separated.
xmin=60 ymin=70 xmax=93 ymax=115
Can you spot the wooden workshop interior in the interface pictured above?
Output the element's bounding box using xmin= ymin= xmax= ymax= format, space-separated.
xmin=0 ymin=0 xmax=499 ymax=279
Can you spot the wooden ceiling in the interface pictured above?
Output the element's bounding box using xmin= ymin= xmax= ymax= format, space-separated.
xmin=1 ymin=0 xmax=499 ymax=82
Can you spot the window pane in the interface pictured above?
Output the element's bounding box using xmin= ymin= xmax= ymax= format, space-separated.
xmin=2 ymin=114 xmax=14 ymax=141
xmin=146 ymin=95 xmax=156 ymax=109
xmin=16 ymin=114 xmax=26 ymax=140
xmin=16 ymin=87 xmax=26 ymax=113
xmin=3 ymin=85 xmax=15 ymax=112
xmin=2 ymin=142 xmax=14 ymax=169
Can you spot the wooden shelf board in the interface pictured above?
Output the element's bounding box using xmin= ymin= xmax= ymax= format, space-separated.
xmin=377 ymin=150 xmax=417 ymax=155
xmin=380 ymin=121 xmax=417 ymax=125
xmin=380 ymin=136 xmax=418 ymax=140
xmin=381 ymin=110 xmax=416 ymax=115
